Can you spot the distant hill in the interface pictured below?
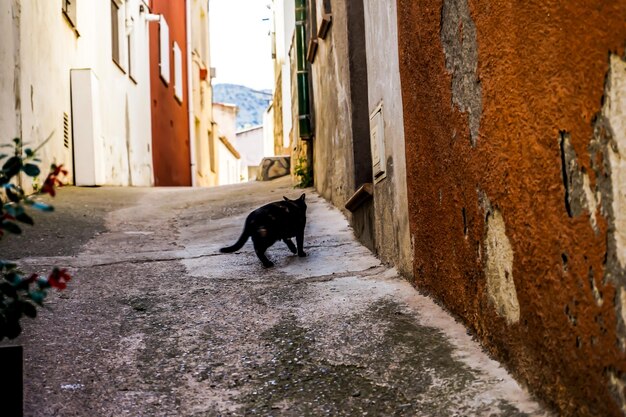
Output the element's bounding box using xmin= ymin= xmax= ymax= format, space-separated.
xmin=213 ymin=83 xmax=272 ymax=130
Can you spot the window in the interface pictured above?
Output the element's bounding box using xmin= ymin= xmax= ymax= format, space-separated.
xmin=316 ymin=0 xmax=332 ymax=39
xmin=111 ymin=0 xmax=124 ymax=70
xmin=159 ymin=17 xmax=170 ymax=84
xmin=173 ymin=41 xmax=183 ymax=102
xmin=62 ymin=0 xmax=77 ymax=29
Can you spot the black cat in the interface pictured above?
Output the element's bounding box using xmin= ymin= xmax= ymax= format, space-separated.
xmin=220 ymin=194 xmax=307 ymax=267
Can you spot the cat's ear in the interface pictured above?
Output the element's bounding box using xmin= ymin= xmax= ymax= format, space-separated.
xmin=283 ymin=196 xmax=290 ymax=201
xmin=299 ymin=193 xmax=306 ymax=201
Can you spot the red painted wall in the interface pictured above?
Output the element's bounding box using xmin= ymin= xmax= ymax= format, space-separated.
xmin=396 ymin=1 xmax=626 ymax=416
xmin=149 ymin=0 xmax=191 ymax=186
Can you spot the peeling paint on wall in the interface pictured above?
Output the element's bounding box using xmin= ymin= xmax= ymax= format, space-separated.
xmin=591 ymin=54 xmax=626 ymax=271
xmin=559 ymin=132 xmax=599 ymax=232
xmin=608 ymin=370 xmax=626 ymax=416
xmin=589 ymin=54 xmax=626 ymax=354
xmin=440 ymin=0 xmax=481 ymax=147
xmin=481 ymin=193 xmax=520 ymax=325
xmin=619 ymin=287 xmax=626 ymax=352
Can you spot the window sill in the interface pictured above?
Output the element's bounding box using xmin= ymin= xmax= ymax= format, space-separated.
xmin=317 ymin=13 xmax=332 ymax=39
xmin=345 ymin=183 xmax=373 ymax=212
xmin=306 ymin=39 xmax=318 ymax=63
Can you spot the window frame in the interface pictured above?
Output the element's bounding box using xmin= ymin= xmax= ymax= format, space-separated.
xmin=62 ymin=0 xmax=78 ymax=29
xmin=159 ymin=17 xmax=171 ymax=84
xmin=173 ymin=41 xmax=183 ymax=103
xmin=127 ymin=16 xmax=137 ymax=82
xmin=110 ymin=0 xmax=126 ymax=72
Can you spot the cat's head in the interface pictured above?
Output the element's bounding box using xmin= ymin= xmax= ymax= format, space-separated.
xmin=284 ymin=193 xmax=306 ymax=209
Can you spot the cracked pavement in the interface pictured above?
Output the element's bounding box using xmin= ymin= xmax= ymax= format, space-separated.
xmin=1 ymin=177 xmax=548 ymax=416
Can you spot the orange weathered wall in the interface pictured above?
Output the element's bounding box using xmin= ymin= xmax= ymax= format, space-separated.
xmin=396 ymin=1 xmax=626 ymax=416
xmin=149 ymin=0 xmax=191 ymax=186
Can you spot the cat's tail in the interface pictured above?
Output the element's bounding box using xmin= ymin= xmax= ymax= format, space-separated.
xmin=219 ymin=226 xmax=250 ymax=253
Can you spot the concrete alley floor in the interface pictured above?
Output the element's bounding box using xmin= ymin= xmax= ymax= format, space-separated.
xmin=2 ymin=178 xmax=548 ymax=416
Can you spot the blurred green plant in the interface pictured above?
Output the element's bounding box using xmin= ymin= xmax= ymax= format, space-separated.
xmin=294 ymin=157 xmax=313 ymax=188
xmin=0 ymin=136 xmax=70 ymax=341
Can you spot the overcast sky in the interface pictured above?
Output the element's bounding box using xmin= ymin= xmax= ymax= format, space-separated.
xmin=209 ymin=0 xmax=274 ymax=91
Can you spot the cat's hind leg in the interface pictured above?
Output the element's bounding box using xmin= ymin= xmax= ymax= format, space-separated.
xmin=252 ymin=237 xmax=274 ymax=268
xmin=283 ymin=238 xmax=297 ymax=254
xmin=296 ymin=229 xmax=307 ymax=257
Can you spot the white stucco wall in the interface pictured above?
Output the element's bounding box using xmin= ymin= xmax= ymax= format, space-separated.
xmin=76 ymin=0 xmax=153 ymax=186
xmin=236 ymin=126 xmax=265 ymax=169
xmin=213 ymin=103 xmax=238 ymax=142
xmin=12 ymin=0 xmax=78 ymax=179
xmin=363 ymin=0 xmax=412 ymax=275
xmin=217 ymin=141 xmax=244 ymax=185
xmin=263 ymin=105 xmax=275 ymax=157
xmin=213 ymin=102 xmax=247 ymax=185
xmin=0 ymin=2 xmax=19 ymax=142
xmin=0 ymin=0 xmax=154 ymax=186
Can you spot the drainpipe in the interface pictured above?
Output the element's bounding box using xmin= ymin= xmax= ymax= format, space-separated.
xmin=295 ymin=0 xmax=312 ymax=139
xmin=185 ymin=0 xmax=197 ymax=186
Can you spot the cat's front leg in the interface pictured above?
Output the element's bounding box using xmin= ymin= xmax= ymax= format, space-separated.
xmin=283 ymin=238 xmax=297 ymax=254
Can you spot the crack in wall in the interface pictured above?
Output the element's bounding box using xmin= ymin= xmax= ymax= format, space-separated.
xmin=440 ymin=0 xmax=482 ymax=147
xmin=12 ymin=0 xmax=21 ymax=140
xmin=558 ymin=131 xmax=600 ymax=233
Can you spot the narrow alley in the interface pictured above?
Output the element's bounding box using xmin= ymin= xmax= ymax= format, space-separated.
xmin=2 ymin=0 xmax=626 ymax=415
xmin=10 ymin=180 xmax=545 ymax=416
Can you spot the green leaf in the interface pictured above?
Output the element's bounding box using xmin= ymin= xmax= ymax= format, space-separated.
xmin=0 ymin=282 xmax=17 ymax=298
xmin=15 ymin=212 xmax=34 ymax=226
xmin=0 ymin=261 xmax=17 ymax=270
xmin=24 ymin=148 xmax=34 ymax=157
xmin=29 ymin=290 xmax=46 ymax=305
xmin=3 ymin=271 xmax=19 ymax=284
xmin=21 ymin=301 xmax=37 ymax=318
xmin=4 ymin=184 xmax=23 ymax=203
xmin=32 ymin=202 xmax=54 ymax=212
xmin=22 ymin=163 xmax=40 ymax=177
xmin=36 ymin=277 xmax=50 ymax=289
xmin=1 ymin=221 xmax=22 ymax=235
xmin=4 ymin=204 xmax=17 ymax=217
xmin=5 ymin=321 xmax=21 ymax=339
xmin=2 ymin=156 xmax=22 ymax=178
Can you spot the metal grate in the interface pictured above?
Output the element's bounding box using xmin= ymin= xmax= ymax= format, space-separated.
xmin=63 ymin=112 xmax=70 ymax=148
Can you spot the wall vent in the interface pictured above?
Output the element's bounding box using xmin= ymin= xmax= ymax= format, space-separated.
xmin=63 ymin=112 xmax=70 ymax=148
